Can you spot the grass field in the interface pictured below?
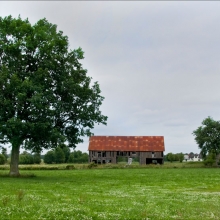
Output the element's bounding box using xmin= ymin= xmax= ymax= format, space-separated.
xmin=0 ymin=164 xmax=220 ymax=219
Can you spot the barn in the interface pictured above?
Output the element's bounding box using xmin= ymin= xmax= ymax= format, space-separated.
xmin=88 ymin=136 xmax=165 ymax=165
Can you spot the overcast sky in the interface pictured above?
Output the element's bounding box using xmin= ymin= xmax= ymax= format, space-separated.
xmin=1 ymin=1 xmax=220 ymax=154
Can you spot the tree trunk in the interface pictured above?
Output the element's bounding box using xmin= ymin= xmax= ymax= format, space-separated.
xmin=9 ymin=144 xmax=20 ymax=177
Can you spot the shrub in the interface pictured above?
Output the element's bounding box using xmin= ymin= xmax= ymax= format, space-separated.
xmin=88 ymin=162 xmax=97 ymax=169
xmin=66 ymin=165 xmax=75 ymax=170
xmin=203 ymin=152 xmax=216 ymax=166
xmin=204 ymin=158 xmax=215 ymax=166
xmin=0 ymin=154 xmax=6 ymax=165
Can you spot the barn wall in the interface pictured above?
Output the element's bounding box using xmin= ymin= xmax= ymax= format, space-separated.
xmin=89 ymin=150 xmax=164 ymax=164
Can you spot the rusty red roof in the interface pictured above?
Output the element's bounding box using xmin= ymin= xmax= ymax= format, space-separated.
xmin=88 ymin=136 xmax=165 ymax=151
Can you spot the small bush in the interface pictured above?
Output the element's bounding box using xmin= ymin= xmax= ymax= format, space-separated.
xmin=88 ymin=162 xmax=97 ymax=169
xmin=203 ymin=158 xmax=215 ymax=166
xmin=203 ymin=152 xmax=216 ymax=166
xmin=66 ymin=165 xmax=75 ymax=170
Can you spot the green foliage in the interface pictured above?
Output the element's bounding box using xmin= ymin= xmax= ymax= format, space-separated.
xmin=33 ymin=153 xmax=41 ymax=164
xmin=165 ymin=153 xmax=186 ymax=163
xmin=176 ymin=153 xmax=184 ymax=162
xmin=0 ymin=16 xmax=107 ymax=175
xmin=88 ymin=162 xmax=97 ymax=169
xmin=68 ymin=150 xmax=88 ymax=163
xmin=43 ymin=148 xmax=88 ymax=164
xmin=179 ymin=153 xmax=184 ymax=162
xmin=193 ymin=117 xmax=220 ymax=158
xmin=66 ymin=165 xmax=75 ymax=170
xmin=203 ymin=151 xmax=216 ymax=166
xmin=19 ymin=151 xmax=34 ymax=164
xmin=54 ymin=147 xmax=65 ymax=164
xmin=117 ymin=156 xmax=127 ymax=162
xmin=68 ymin=152 xmax=74 ymax=163
xmin=0 ymin=154 xmax=6 ymax=164
xmin=163 ymin=154 xmax=168 ymax=161
xmin=19 ymin=151 xmax=41 ymax=164
xmin=167 ymin=153 xmax=174 ymax=162
xmin=1 ymin=147 xmax=8 ymax=159
xmin=44 ymin=151 xmax=55 ymax=164
xmin=59 ymin=144 xmax=70 ymax=163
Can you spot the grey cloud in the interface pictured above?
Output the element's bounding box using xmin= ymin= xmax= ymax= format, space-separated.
xmin=1 ymin=1 xmax=220 ymax=154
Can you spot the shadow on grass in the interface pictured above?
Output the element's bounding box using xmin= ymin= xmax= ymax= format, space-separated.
xmin=0 ymin=173 xmax=36 ymax=178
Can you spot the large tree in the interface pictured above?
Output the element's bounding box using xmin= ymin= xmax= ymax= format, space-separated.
xmin=0 ymin=16 xmax=107 ymax=176
xmin=192 ymin=117 xmax=220 ymax=159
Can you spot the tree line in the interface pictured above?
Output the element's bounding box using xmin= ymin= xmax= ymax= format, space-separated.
xmin=164 ymin=153 xmax=184 ymax=163
xmin=0 ymin=147 xmax=8 ymax=165
xmin=0 ymin=145 xmax=88 ymax=165
xmin=44 ymin=144 xmax=88 ymax=164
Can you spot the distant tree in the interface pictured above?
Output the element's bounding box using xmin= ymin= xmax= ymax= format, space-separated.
xmin=68 ymin=152 xmax=75 ymax=163
xmin=193 ymin=117 xmax=220 ymax=164
xmin=74 ymin=150 xmax=83 ymax=159
xmin=178 ymin=153 xmax=184 ymax=163
xmin=79 ymin=152 xmax=89 ymax=163
xmin=19 ymin=151 xmax=34 ymax=164
xmin=0 ymin=16 xmax=107 ymax=176
xmin=33 ymin=153 xmax=41 ymax=164
xmin=0 ymin=154 xmax=6 ymax=164
xmin=44 ymin=151 xmax=55 ymax=164
xmin=59 ymin=144 xmax=70 ymax=163
xmin=55 ymin=147 xmax=65 ymax=164
xmin=67 ymin=150 xmax=88 ymax=163
xmin=167 ymin=153 xmax=174 ymax=163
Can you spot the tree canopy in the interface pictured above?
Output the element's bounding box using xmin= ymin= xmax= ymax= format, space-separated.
xmin=0 ymin=16 xmax=107 ymax=176
xmin=192 ymin=117 xmax=220 ymax=158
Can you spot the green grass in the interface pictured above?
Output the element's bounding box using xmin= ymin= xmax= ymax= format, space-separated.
xmin=0 ymin=166 xmax=220 ymax=219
